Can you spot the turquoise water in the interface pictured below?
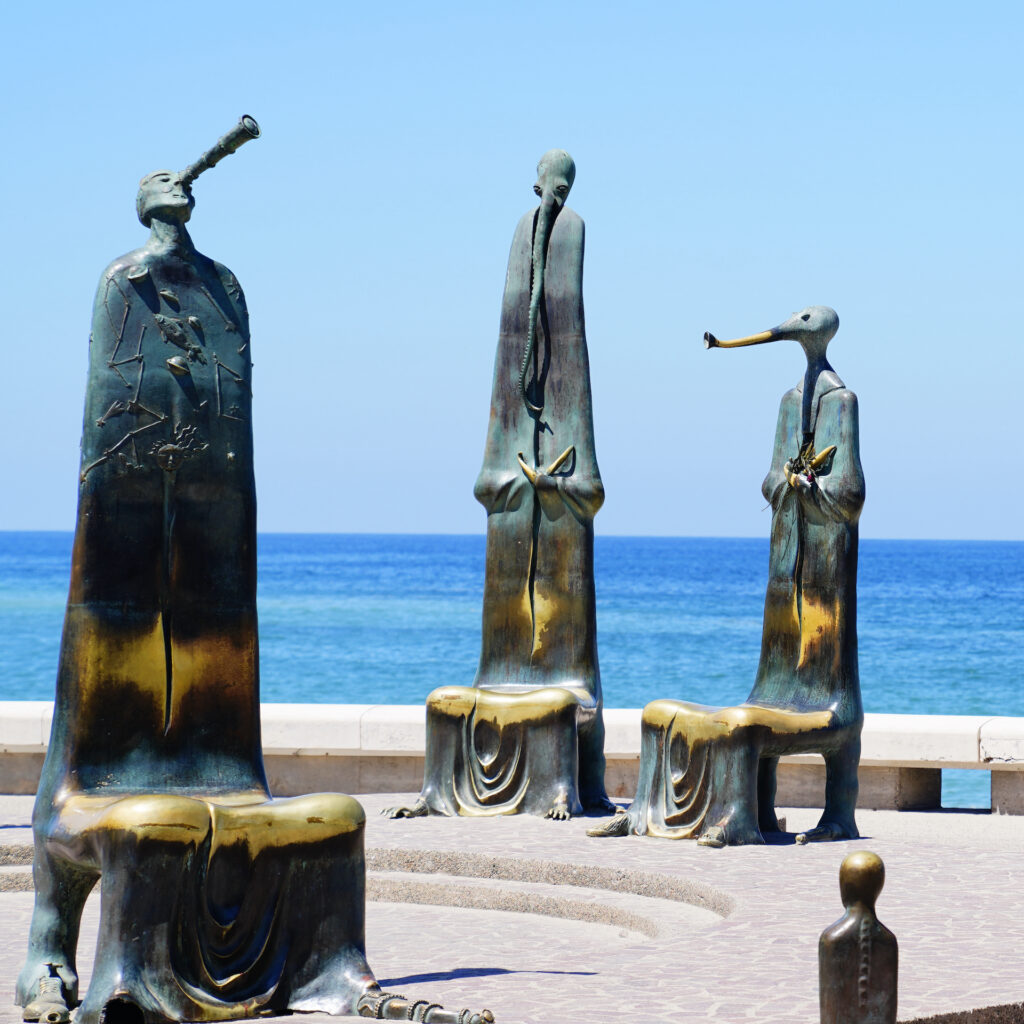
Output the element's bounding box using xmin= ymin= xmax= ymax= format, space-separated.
xmin=3 ymin=532 xmax=1022 ymax=807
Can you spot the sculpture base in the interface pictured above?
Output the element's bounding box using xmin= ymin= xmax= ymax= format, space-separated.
xmin=414 ymin=686 xmax=589 ymax=819
xmin=20 ymin=793 xmax=376 ymax=1023
xmin=591 ymin=699 xmax=858 ymax=844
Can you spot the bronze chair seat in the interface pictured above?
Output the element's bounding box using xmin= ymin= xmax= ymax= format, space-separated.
xmin=624 ymin=698 xmax=847 ymax=843
xmin=416 ymin=683 xmax=598 ymax=818
xmin=27 ymin=786 xmax=373 ymax=1024
xmin=45 ymin=789 xmax=365 ymax=871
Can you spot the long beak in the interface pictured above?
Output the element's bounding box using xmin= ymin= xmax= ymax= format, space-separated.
xmin=703 ymin=327 xmax=779 ymax=350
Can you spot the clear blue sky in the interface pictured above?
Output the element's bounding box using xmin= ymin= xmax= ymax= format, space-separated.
xmin=1 ymin=1 xmax=1020 ymax=538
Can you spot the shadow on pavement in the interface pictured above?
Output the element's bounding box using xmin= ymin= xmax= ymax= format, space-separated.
xmin=381 ymin=967 xmax=598 ymax=985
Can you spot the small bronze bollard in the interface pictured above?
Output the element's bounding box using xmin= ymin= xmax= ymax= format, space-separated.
xmin=820 ymin=851 xmax=898 ymax=1024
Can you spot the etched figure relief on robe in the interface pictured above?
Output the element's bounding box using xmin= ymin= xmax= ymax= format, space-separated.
xmin=19 ymin=119 xmax=493 ymax=1024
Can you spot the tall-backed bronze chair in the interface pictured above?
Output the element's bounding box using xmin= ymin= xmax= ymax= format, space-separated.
xmin=385 ymin=151 xmax=613 ymax=822
xmin=590 ymin=306 xmax=864 ymax=846
xmin=17 ymin=120 xmax=491 ymax=1024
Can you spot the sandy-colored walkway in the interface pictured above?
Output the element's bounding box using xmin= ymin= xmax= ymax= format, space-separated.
xmin=2 ymin=793 xmax=1022 ymax=1024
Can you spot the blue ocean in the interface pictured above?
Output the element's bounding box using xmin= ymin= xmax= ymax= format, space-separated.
xmin=2 ymin=532 xmax=1022 ymax=807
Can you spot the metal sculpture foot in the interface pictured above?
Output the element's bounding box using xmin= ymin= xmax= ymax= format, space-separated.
xmin=22 ymin=971 xmax=70 ymax=1024
xmin=696 ymin=825 xmax=727 ymax=848
xmin=698 ymin=822 xmax=766 ymax=847
xmin=356 ymin=988 xmax=494 ymax=1022
xmin=796 ymin=821 xmax=853 ymax=845
xmin=543 ymin=793 xmax=571 ymax=821
xmin=381 ymin=798 xmax=429 ymax=819
xmin=585 ymin=811 xmax=630 ymax=837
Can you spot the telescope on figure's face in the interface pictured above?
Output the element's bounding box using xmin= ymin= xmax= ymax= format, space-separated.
xmin=180 ymin=115 xmax=261 ymax=187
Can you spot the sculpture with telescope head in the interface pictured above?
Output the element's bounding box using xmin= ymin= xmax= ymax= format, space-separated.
xmin=385 ymin=150 xmax=614 ymax=821
xmin=589 ymin=305 xmax=864 ymax=845
xmin=17 ymin=117 xmax=492 ymax=1024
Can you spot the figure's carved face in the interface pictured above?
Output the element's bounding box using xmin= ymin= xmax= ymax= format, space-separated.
xmin=776 ymin=306 xmax=840 ymax=343
xmin=136 ymin=170 xmax=194 ymax=226
xmin=533 ymin=150 xmax=576 ymax=209
xmin=703 ymin=304 xmax=839 ymax=365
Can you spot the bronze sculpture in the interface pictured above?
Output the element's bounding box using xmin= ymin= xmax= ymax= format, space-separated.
xmin=385 ymin=150 xmax=613 ymax=820
xmin=589 ymin=306 xmax=863 ymax=845
xmin=17 ymin=118 xmax=492 ymax=1024
xmin=819 ymin=852 xmax=898 ymax=1023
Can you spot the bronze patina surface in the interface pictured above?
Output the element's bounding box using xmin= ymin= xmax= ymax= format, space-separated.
xmin=385 ymin=151 xmax=613 ymax=821
xmin=17 ymin=119 xmax=492 ymax=1024
xmin=819 ymin=852 xmax=898 ymax=1023
xmin=589 ymin=306 xmax=864 ymax=845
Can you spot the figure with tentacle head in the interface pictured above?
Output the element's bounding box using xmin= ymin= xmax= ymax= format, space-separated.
xmin=385 ymin=150 xmax=613 ymax=822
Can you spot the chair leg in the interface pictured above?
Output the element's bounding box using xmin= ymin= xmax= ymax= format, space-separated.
xmin=17 ymin=845 xmax=98 ymax=1013
xmin=578 ymin=712 xmax=616 ymax=814
xmin=698 ymin=740 xmax=764 ymax=846
xmin=756 ymin=757 xmax=782 ymax=832
xmin=797 ymin=738 xmax=861 ymax=843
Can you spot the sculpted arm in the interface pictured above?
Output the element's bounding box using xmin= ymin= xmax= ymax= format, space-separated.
xmin=80 ymin=266 xmax=140 ymax=466
xmin=474 ymin=384 xmax=526 ymax=515
xmin=473 ymin=212 xmax=535 ymax=517
xmin=761 ymin=395 xmax=795 ymax=511
xmin=215 ymin=262 xmax=251 ymax=332
xmin=810 ymin=389 xmax=864 ymax=523
xmin=553 ymin=466 xmax=605 ymax=521
xmin=474 ymin=461 xmax=526 ymax=515
xmin=537 ymin=211 xmax=604 ymax=523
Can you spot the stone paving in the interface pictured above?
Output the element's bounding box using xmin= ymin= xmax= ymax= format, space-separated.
xmin=2 ymin=793 xmax=1023 ymax=1024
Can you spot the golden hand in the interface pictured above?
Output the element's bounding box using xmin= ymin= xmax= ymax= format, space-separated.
xmin=517 ymin=445 xmax=575 ymax=489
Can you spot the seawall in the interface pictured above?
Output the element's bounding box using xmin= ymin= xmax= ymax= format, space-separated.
xmin=2 ymin=702 xmax=1022 ymax=812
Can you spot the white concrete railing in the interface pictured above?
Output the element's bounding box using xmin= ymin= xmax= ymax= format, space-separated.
xmin=2 ymin=702 xmax=1022 ymax=812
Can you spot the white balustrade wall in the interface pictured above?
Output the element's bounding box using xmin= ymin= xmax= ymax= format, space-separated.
xmin=2 ymin=703 xmax=1022 ymax=813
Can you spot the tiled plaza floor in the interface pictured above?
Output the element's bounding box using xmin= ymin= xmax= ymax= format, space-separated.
xmin=2 ymin=793 xmax=1023 ymax=1024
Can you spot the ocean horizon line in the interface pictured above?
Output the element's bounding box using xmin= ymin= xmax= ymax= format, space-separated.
xmin=2 ymin=529 xmax=1023 ymax=545
xmin=2 ymin=532 xmax=1024 ymax=548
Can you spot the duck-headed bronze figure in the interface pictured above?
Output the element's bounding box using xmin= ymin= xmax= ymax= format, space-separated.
xmin=589 ymin=306 xmax=864 ymax=846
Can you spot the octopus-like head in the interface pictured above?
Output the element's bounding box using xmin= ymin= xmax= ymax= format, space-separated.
xmin=533 ymin=149 xmax=576 ymax=212
xmin=519 ymin=150 xmax=577 ymax=414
